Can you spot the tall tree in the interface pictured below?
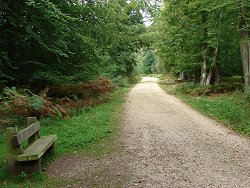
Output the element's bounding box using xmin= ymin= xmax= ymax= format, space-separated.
xmin=238 ymin=0 xmax=250 ymax=91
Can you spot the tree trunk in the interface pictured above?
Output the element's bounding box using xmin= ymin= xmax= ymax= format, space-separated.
xmin=240 ymin=42 xmax=250 ymax=88
xmin=206 ymin=10 xmax=222 ymax=85
xmin=206 ymin=47 xmax=219 ymax=85
xmin=200 ymin=11 xmax=208 ymax=85
xmin=238 ymin=0 xmax=250 ymax=92
xmin=201 ymin=57 xmax=208 ymax=85
xmin=179 ymin=71 xmax=184 ymax=81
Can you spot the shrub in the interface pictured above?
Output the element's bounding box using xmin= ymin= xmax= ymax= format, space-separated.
xmin=221 ymin=76 xmax=244 ymax=84
xmin=112 ymin=76 xmax=130 ymax=87
xmin=112 ymin=75 xmax=141 ymax=87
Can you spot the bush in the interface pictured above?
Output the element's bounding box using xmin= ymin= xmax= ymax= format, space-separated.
xmin=221 ymin=76 xmax=244 ymax=84
xmin=112 ymin=75 xmax=141 ymax=87
xmin=112 ymin=76 xmax=130 ymax=87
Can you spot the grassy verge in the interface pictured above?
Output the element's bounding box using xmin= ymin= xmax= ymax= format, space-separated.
xmin=160 ymin=83 xmax=250 ymax=136
xmin=0 ymin=87 xmax=130 ymax=187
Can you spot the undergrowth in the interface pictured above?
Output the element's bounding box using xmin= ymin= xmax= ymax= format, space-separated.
xmin=0 ymin=78 xmax=113 ymax=129
xmin=161 ymin=82 xmax=250 ymax=136
xmin=174 ymin=83 xmax=244 ymax=96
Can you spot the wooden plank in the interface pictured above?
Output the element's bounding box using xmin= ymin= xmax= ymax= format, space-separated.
xmin=12 ymin=122 xmax=41 ymax=146
xmin=16 ymin=136 xmax=55 ymax=161
xmin=28 ymin=135 xmax=57 ymax=161
xmin=27 ymin=117 xmax=40 ymax=145
xmin=16 ymin=135 xmax=57 ymax=161
xmin=27 ymin=117 xmax=37 ymax=126
xmin=16 ymin=137 xmax=48 ymax=161
xmin=28 ymin=137 xmax=56 ymax=161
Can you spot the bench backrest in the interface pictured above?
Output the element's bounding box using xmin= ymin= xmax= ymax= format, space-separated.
xmin=6 ymin=117 xmax=41 ymax=148
xmin=12 ymin=121 xmax=40 ymax=146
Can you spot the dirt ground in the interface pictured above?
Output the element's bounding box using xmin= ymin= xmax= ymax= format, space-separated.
xmin=47 ymin=77 xmax=250 ymax=188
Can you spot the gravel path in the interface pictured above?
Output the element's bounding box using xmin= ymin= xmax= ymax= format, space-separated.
xmin=48 ymin=77 xmax=250 ymax=188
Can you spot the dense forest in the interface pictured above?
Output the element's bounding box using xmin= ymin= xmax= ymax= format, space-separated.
xmin=0 ymin=0 xmax=154 ymax=88
xmin=1 ymin=0 xmax=249 ymax=90
xmin=152 ymin=0 xmax=250 ymax=91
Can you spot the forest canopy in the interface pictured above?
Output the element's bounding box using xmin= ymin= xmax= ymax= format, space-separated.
xmin=0 ymin=0 xmax=152 ymax=87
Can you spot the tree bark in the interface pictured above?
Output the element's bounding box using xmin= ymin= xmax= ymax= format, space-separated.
xmin=200 ymin=57 xmax=208 ymax=85
xmin=240 ymin=41 xmax=250 ymax=87
xmin=206 ymin=10 xmax=222 ymax=85
xmin=200 ymin=11 xmax=208 ymax=85
xmin=206 ymin=47 xmax=219 ymax=85
xmin=238 ymin=0 xmax=250 ymax=92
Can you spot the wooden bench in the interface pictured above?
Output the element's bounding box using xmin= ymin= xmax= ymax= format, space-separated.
xmin=6 ymin=117 xmax=57 ymax=175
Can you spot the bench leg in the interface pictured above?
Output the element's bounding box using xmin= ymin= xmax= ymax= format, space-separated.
xmin=9 ymin=159 xmax=42 ymax=175
xmin=7 ymin=160 xmax=24 ymax=175
xmin=18 ymin=159 xmax=42 ymax=174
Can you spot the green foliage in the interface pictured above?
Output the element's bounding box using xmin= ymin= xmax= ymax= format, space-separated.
xmin=111 ymin=74 xmax=141 ymax=87
xmin=152 ymin=0 xmax=243 ymax=82
xmin=112 ymin=76 xmax=131 ymax=87
xmin=0 ymin=0 xmax=148 ymax=87
xmin=0 ymin=0 xmax=71 ymax=85
xmin=26 ymin=95 xmax=44 ymax=110
xmin=174 ymin=83 xmax=244 ymax=96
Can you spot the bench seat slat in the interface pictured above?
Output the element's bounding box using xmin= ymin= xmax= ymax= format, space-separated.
xmin=12 ymin=122 xmax=40 ymax=146
xmin=16 ymin=135 xmax=57 ymax=161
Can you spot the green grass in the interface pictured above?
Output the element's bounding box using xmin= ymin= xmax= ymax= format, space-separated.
xmin=0 ymin=87 xmax=130 ymax=187
xmin=161 ymin=83 xmax=250 ymax=136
